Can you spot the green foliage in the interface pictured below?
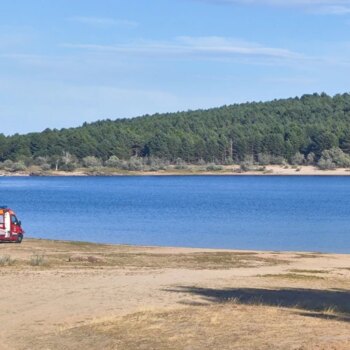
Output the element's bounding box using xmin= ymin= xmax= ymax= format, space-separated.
xmin=2 ymin=93 xmax=350 ymax=166
xmin=290 ymin=152 xmax=305 ymax=165
xmin=82 ymin=156 xmax=102 ymax=168
xmin=206 ymin=164 xmax=223 ymax=171
xmin=105 ymin=155 xmax=121 ymax=168
xmin=317 ymin=147 xmax=350 ymax=169
xmin=317 ymin=158 xmax=336 ymax=170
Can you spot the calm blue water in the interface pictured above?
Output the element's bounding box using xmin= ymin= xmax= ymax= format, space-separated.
xmin=0 ymin=176 xmax=350 ymax=253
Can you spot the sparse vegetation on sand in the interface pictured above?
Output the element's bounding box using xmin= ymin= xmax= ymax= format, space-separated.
xmin=0 ymin=239 xmax=349 ymax=349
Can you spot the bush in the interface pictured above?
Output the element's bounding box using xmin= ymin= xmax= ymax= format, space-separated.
xmin=60 ymin=162 xmax=78 ymax=172
xmin=11 ymin=161 xmax=27 ymax=172
xmin=82 ymin=156 xmax=102 ymax=168
xmin=41 ymin=163 xmax=51 ymax=171
xmin=306 ymin=152 xmax=315 ymax=165
xmin=317 ymin=158 xmax=336 ymax=170
xmin=33 ymin=157 xmax=48 ymax=166
xmin=269 ymin=155 xmax=286 ymax=165
xmin=290 ymin=152 xmax=305 ymax=165
xmin=146 ymin=157 xmax=168 ymax=170
xmin=0 ymin=255 xmax=15 ymax=266
xmin=240 ymin=155 xmax=255 ymax=171
xmin=30 ymin=254 xmax=46 ymax=266
xmin=257 ymin=153 xmax=271 ymax=165
xmin=2 ymin=159 xmax=13 ymax=170
xmin=105 ymin=156 xmax=122 ymax=168
xmin=319 ymin=148 xmax=350 ymax=168
xmin=174 ymin=164 xmax=188 ymax=170
xmin=206 ymin=164 xmax=223 ymax=171
xmin=120 ymin=157 xmax=144 ymax=171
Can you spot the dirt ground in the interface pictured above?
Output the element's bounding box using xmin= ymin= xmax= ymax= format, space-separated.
xmin=0 ymin=239 xmax=349 ymax=350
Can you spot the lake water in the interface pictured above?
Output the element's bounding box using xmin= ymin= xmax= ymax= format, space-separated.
xmin=1 ymin=176 xmax=350 ymax=253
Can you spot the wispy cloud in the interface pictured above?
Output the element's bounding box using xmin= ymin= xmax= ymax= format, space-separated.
xmin=63 ymin=36 xmax=303 ymax=61
xmin=198 ymin=0 xmax=350 ymax=15
xmin=67 ymin=16 xmax=138 ymax=28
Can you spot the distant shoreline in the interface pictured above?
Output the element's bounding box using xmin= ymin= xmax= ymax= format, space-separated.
xmin=1 ymin=165 xmax=350 ymax=177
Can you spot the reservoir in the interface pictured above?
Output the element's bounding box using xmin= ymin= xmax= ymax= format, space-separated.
xmin=1 ymin=176 xmax=350 ymax=253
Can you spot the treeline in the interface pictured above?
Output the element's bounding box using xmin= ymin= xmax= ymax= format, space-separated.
xmin=2 ymin=92 xmax=350 ymax=170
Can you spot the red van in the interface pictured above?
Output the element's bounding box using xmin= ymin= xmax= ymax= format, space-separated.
xmin=0 ymin=207 xmax=24 ymax=243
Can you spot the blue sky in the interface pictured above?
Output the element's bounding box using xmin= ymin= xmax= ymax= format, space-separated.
xmin=1 ymin=0 xmax=350 ymax=135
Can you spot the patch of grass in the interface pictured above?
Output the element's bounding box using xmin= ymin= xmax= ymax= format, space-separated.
xmin=31 ymin=303 xmax=350 ymax=350
xmin=259 ymin=273 xmax=324 ymax=281
xmin=30 ymin=254 xmax=46 ymax=266
xmin=98 ymin=251 xmax=286 ymax=270
xmin=288 ymin=269 xmax=326 ymax=274
xmin=294 ymin=253 xmax=325 ymax=259
xmin=0 ymin=255 xmax=15 ymax=266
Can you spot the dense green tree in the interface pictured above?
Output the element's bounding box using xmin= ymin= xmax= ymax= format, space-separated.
xmin=2 ymin=93 xmax=350 ymax=165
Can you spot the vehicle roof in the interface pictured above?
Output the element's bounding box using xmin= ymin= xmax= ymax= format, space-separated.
xmin=0 ymin=208 xmax=15 ymax=215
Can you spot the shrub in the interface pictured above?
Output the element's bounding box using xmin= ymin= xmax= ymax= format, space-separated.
xmin=290 ymin=152 xmax=305 ymax=165
xmin=240 ymin=155 xmax=255 ymax=171
xmin=0 ymin=255 xmax=15 ymax=266
xmin=120 ymin=157 xmax=144 ymax=171
xmin=105 ymin=155 xmax=122 ymax=168
xmin=306 ymin=152 xmax=315 ymax=165
xmin=34 ymin=157 xmax=48 ymax=166
xmin=206 ymin=164 xmax=223 ymax=171
xmin=317 ymin=158 xmax=336 ymax=170
xmin=11 ymin=161 xmax=27 ymax=172
xmin=30 ymin=254 xmax=46 ymax=266
xmin=174 ymin=164 xmax=188 ymax=170
xmin=2 ymin=159 xmax=13 ymax=170
xmin=146 ymin=157 xmax=168 ymax=170
xmin=60 ymin=162 xmax=78 ymax=172
xmin=82 ymin=156 xmax=102 ymax=168
xmin=257 ymin=153 xmax=271 ymax=165
xmin=319 ymin=147 xmax=350 ymax=168
xmin=269 ymin=156 xmax=286 ymax=165
xmin=41 ymin=163 xmax=51 ymax=171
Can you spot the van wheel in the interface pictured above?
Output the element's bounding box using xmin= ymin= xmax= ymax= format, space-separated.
xmin=16 ymin=234 xmax=23 ymax=244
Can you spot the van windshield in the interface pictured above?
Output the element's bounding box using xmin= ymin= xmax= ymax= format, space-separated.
xmin=11 ymin=215 xmax=19 ymax=225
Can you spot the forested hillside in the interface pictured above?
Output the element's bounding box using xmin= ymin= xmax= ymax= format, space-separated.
xmin=2 ymin=92 xmax=350 ymax=171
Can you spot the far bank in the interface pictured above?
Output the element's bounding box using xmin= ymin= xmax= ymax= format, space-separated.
xmin=2 ymin=164 xmax=350 ymax=177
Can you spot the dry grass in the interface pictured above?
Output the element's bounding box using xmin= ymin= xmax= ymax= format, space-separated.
xmin=0 ymin=239 xmax=287 ymax=270
xmin=0 ymin=255 xmax=15 ymax=266
xmin=1 ymin=239 xmax=349 ymax=350
xmin=260 ymin=273 xmax=325 ymax=281
xmin=29 ymin=303 xmax=350 ymax=350
xmin=288 ymin=269 xmax=327 ymax=274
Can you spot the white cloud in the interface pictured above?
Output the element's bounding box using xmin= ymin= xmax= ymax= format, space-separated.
xmin=63 ymin=36 xmax=303 ymax=60
xmin=199 ymin=0 xmax=350 ymax=14
xmin=67 ymin=16 xmax=138 ymax=28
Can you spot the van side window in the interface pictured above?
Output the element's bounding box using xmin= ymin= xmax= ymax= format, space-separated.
xmin=11 ymin=215 xmax=18 ymax=225
xmin=0 ymin=215 xmax=3 ymax=227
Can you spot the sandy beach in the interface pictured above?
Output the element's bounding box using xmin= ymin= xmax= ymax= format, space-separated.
xmin=0 ymin=239 xmax=349 ymax=349
xmin=2 ymin=165 xmax=350 ymax=177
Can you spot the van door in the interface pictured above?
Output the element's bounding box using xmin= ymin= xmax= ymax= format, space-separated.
xmin=0 ymin=213 xmax=4 ymax=236
xmin=4 ymin=212 xmax=11 ymax=238
xmin=10 ymin=215 xmax=20 ymax=235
